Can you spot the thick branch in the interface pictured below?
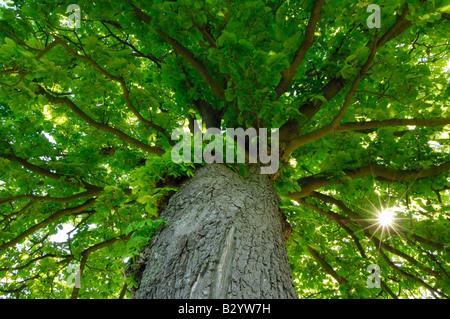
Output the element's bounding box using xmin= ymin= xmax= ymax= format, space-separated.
xmin=283 ymin=37 xmax=380 ymax=159
xmin=284 ymin=117 xmax=450 ymax=159
xmin=274 ymin=0 xmax=325 ymax=99
xmin=184 ymin=76 xmax=222 ymax=128
xmin=288 ymin=161 xmax=450 ymax=199
xmin=190 ymin=17 xmax=218 ymax=49
xmin=0 ymin=189 xmax=102 ymax=205
xmin=306 ymin=244 xmax=348 ymax=285
xmin=0 ymin=253 xmax=60 ymax=272
xmin=118 ymin=80 xmax=172 ymax=141
xmin=2 ymin=35 xmax=169 ymax=149
xmin=133 ymin=5 xmax=226 ymax=100
xmin=370 ymin=5 xmax=412 ymax=50
xmin=40 ymin=37 xmax=169 ymax=140
xmin=310 ymin=192 xmax=447 ymax=278
xmin=0 ymin=198 xmax=96 ymax=253
xmin=0 ymin=153 xmax=63 ymax=181
xmin=378 ymin=249 xmax=446 ymax=298
xmin=297 ymin=197 xmax=407 ymax=297
xmin=0 ymin=201 xmax=34 ymax=225
xmin=297 ymin=198 xmax=366 ymax=259
xmin=0 ymin=150 xmax=100 ymax=190
xmin=278 ymin=5 xmax=412 ymax=143
xmin=335 ymin=118 xmax=450 ymax=133
xmin=38 ymin=87 xmax=165 ymax=156
xmin=70 ymin=234 xmax=130 ymax=299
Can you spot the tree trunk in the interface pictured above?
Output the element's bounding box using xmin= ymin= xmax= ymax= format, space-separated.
xmin=130 ymin=163 xmax=297 ymax=299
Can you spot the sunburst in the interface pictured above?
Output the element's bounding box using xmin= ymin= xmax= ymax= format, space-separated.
xmin=377 ymin=208 xmax=395 ymax=227
xmin=338 ymin=161 xmax=425 ymax=252
xmin=351 ymin=197 xmax=413 ymax=254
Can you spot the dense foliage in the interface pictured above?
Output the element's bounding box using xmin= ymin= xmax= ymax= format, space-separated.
xmin=0 ymin=0 xmax=449 ymax=298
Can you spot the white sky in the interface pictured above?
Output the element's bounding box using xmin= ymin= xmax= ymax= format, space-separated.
xmin=49 ymin=223 xmax=76 ymax=242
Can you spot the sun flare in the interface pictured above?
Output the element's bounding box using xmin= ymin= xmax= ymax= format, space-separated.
xmin=377 ymin=208 xmax=396 ymax=227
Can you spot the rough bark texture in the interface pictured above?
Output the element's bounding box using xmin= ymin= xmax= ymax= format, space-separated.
xmin=130 ymin=163 xmax=297 ymax=299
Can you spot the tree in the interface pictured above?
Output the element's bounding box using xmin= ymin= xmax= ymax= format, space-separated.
xmin=0 ymin=0 xmax=449 ymax=299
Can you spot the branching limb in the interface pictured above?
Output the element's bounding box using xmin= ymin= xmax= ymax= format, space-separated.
xmin=288 ymin=161 xmax=450 ymax=199
xmin=378 ymin=248 xmax=447 ymax=298
xmin=190 ymin=16 xmax=218 ymax=49
xmin=282 ymin=36 xmax=380 ymax=159
xmin=118 ymin=281 xmax=128 ymax=299
xmin=0 ymin=201 xmax=35 ymax=227
xmin=0 ymin=198 xmax=96 ymax=253
xmin=0 ymin=146 xmax=101 ymax=191
xmin=70 ymin=233 xmax=131 ymax=299
xmin=184 ymin=76 xmax=222 ymax=128
xmin=0 ymin=152 xmax=61 ymax=181
xmin=100 ymin=21 xmax=163 ymax=68
xmin=0 ymin=253 xmax=61 ymax=272
xmin=296 ymin=197 xmax=367 ymax=259
xmin=133 ymin=5 xmax=226 ymax=100
xmin=37 ymin=87 xmax=165 ymax=156
xmin=309 ymin=192 xmax=446 ymax=279
xmin=37 ymin=37 xmax=170 ymax=141
xmin=306 ymin=244 xmax=348 ymax=285
xmin=0 ymin=189 xmax=102 ymax=205
xmin=284 ymin=116 xmax=450 ymax=159
xmin=278 ymin=5 xmax=412 ymax=143
xmin=335 ymin=118 xmax=450 ymax=133
xmin=0 ymin=274 xmax=41 ymax=296
xmin=274 ymin=0 xmax=325 ymax=99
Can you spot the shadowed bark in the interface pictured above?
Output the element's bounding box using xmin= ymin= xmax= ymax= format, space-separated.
xmin=130 ymin=163 xmax=297 ymax=299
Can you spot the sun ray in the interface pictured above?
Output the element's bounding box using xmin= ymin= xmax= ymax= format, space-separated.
xmin=378 ymin=226 xmax=386 ymax=253
xmin=321 ymin=168 xmax=426 ymax=261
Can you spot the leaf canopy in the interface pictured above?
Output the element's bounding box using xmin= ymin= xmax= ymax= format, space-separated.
xmin=0 ymin=0 xmax=449 ymax=299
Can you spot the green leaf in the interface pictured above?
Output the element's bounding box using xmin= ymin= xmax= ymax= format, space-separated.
xmin=218 ymin=31 xmax=237 ymax=47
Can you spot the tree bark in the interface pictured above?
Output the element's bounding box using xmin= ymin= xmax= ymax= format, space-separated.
xmin=130 ymin=163 xmax=297 ymax=299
